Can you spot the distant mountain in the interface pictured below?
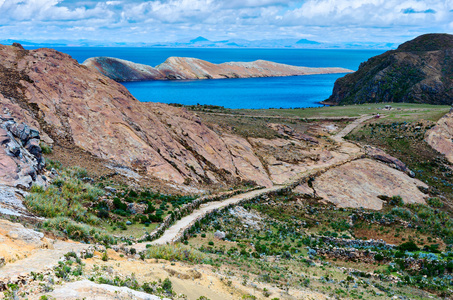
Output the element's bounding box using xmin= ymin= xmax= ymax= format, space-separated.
xmin=190 ymin=36 xmax=210 ymax=43
xmin=296 ymin=39 xmax=321 ymax=45
xmin=0 ymin=37 xmax=397 ymax=50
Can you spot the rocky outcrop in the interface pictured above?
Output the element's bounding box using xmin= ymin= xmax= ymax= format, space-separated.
xmin=325 ymin=33 xmax=453 ymax=105
xmin=364 ymin=145 xmax=415 ymax=177
xmin=426 ymin=110 xmax=453 ymax=163
xmin=83 ymin=56 xmax=352 ymax=81
xmin=309 ymin=159 xmax=427 ymax=210
xmin=0 ymin=112 xmax=47 ymax=189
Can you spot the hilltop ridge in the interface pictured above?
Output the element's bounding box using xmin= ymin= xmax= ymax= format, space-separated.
xmin=325 ymin=33 xmax=453 ymax=105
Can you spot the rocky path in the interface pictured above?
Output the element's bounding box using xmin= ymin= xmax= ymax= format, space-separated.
xmin=333 ymin=114 xmax=374 ymax=142
xmin=132 ymin=115 xmax=373 ymax=248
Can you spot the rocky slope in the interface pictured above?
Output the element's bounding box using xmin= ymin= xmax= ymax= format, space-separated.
xmin=0 ymin=43 xmax=276 ymax=187
xmin=83 ymin=56 xmax=352 ymax=81
xmin=0 ymin=43 xmax=365 ymax=190
xmin=325 ymin=33 xmax=453 ymax=105
xmin=426 ymin=109 xmax=453 ymax=163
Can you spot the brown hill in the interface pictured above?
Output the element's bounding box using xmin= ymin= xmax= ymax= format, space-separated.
xmin=325 ymin=33 xmax=453 ymax=105
xmin=83 ymin=56 xmax=352 ymax=81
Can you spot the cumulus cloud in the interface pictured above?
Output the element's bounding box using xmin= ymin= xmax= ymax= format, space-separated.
xmin=0 ymin=0 xmax=452 ymax=44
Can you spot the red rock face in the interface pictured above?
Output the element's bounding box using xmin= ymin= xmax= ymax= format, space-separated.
xmin=83 ymin=56 xmax=353 ymax=81
xmin=0 ymin=44 xmax=274 ymax=187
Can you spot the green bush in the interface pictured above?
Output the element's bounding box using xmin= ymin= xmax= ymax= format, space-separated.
xmin=374 ymin=253 xmax=385 ymax=262
xmin=162 ymin=278 xmax=172 ymax=292
xmin=427 ymin=197 xmax=444 ymax=208
xmin=389 ymin=195 xmax=404 ymax=206
xmin=46 ymin=159 xmax=62 ymax=170
xmin=40 ymin=142 xmax=52 ymax=154
xmin=398 ymin=241 xmax=419 ymax=252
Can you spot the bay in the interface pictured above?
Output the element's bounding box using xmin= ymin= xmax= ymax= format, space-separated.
xmin=47 ymin=47 xmax=385 ymax=109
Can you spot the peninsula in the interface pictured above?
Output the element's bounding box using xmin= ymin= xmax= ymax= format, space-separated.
xmin=82 ymin=56 xmax=352 ymax=81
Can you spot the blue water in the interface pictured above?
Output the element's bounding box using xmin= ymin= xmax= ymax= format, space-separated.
xmin=41 ymin=47 xmax=385 ymax=109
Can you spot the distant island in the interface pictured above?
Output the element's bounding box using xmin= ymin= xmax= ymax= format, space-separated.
xmin=83 ymin=56 xmax=353 ymax=81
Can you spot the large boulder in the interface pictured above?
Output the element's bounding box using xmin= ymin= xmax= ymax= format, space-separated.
xmin=311 ymin=158 xmax=427 ymax=210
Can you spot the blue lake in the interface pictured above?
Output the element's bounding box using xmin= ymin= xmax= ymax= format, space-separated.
xmin=46 ymin=47 xmax=386 ymax=109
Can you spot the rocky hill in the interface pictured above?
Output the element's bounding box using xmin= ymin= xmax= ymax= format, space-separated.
xmin=0 ymin=43 xmax=276 ymax=188
xmin=83 ymin=56 xmax=352 ymax=81
xmin=325 ymin=33 xmax=453 ymax=105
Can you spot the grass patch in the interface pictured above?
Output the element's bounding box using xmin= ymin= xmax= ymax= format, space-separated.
xmin=185 ymin=103 xmax=450 ymax=121
xmin=42 ymin=217 xmax=116 ymax=244
xmin=25 ymin=166 xmax=103 ymax=224
xmin=146 ymin=244 xmax=211 ymax=264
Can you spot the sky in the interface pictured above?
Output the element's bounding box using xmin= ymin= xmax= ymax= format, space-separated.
xmin=0 ymin=0 xmax=452 ymax=45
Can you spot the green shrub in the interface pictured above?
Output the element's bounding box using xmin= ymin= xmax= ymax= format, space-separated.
xmin=46 ymin=159 xmax=62 ymax=170
xmin=374 ymin=253 xmax=385 ymax=262
xmin=389 ymin=195 xmax=404 ymax=206
xmin=40 ymin=142 xmax=52 ymax=154
xmin=427 ymin=197 xmax=444 ymax=208
xmin=113 ymin=198 xmax=128 ymax=211
xmin=162 ymin=278 xmax=172 ymax=292
xmin=102 ymin=251 xmax=108 ymax=261
xmin=398 ymin=241 xmax=419 ymax=252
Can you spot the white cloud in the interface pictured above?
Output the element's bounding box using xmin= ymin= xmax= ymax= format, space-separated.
xmin=0 ymin=0 xmax=451 ymax=44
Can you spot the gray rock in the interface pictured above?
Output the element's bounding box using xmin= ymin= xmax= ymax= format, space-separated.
xmin=29 ymin=129 xmax=40 ymax=140
xmin=214 ymin=230 xmax=226 ymax=240
xmin=105 ymin=186 xmax=117 ymax=193
xmin=7 ymin=141 xmax=21 ymax=157
xmin=15 ymin=175 xmax=33 ymax=189
xmin=25 ymin=138 xmax=41 ymax=157
xmin=51 ymin=168 xmax=58 ymax=177
xmin=128 ymin=203 xmax=136 ymax=214
xmin=126 ymin=221 xmax=132 ymax=225
xmin=10 ymin=123 xmax=31 ymax=143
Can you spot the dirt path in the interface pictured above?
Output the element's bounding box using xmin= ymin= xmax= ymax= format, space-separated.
xmin=0 ymin=241 xmax=89 ymax=279
xmin=333 ymin=114 xmax=374 ymax=142
xmin=130 ymin=114 xmax=373 ymax=248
